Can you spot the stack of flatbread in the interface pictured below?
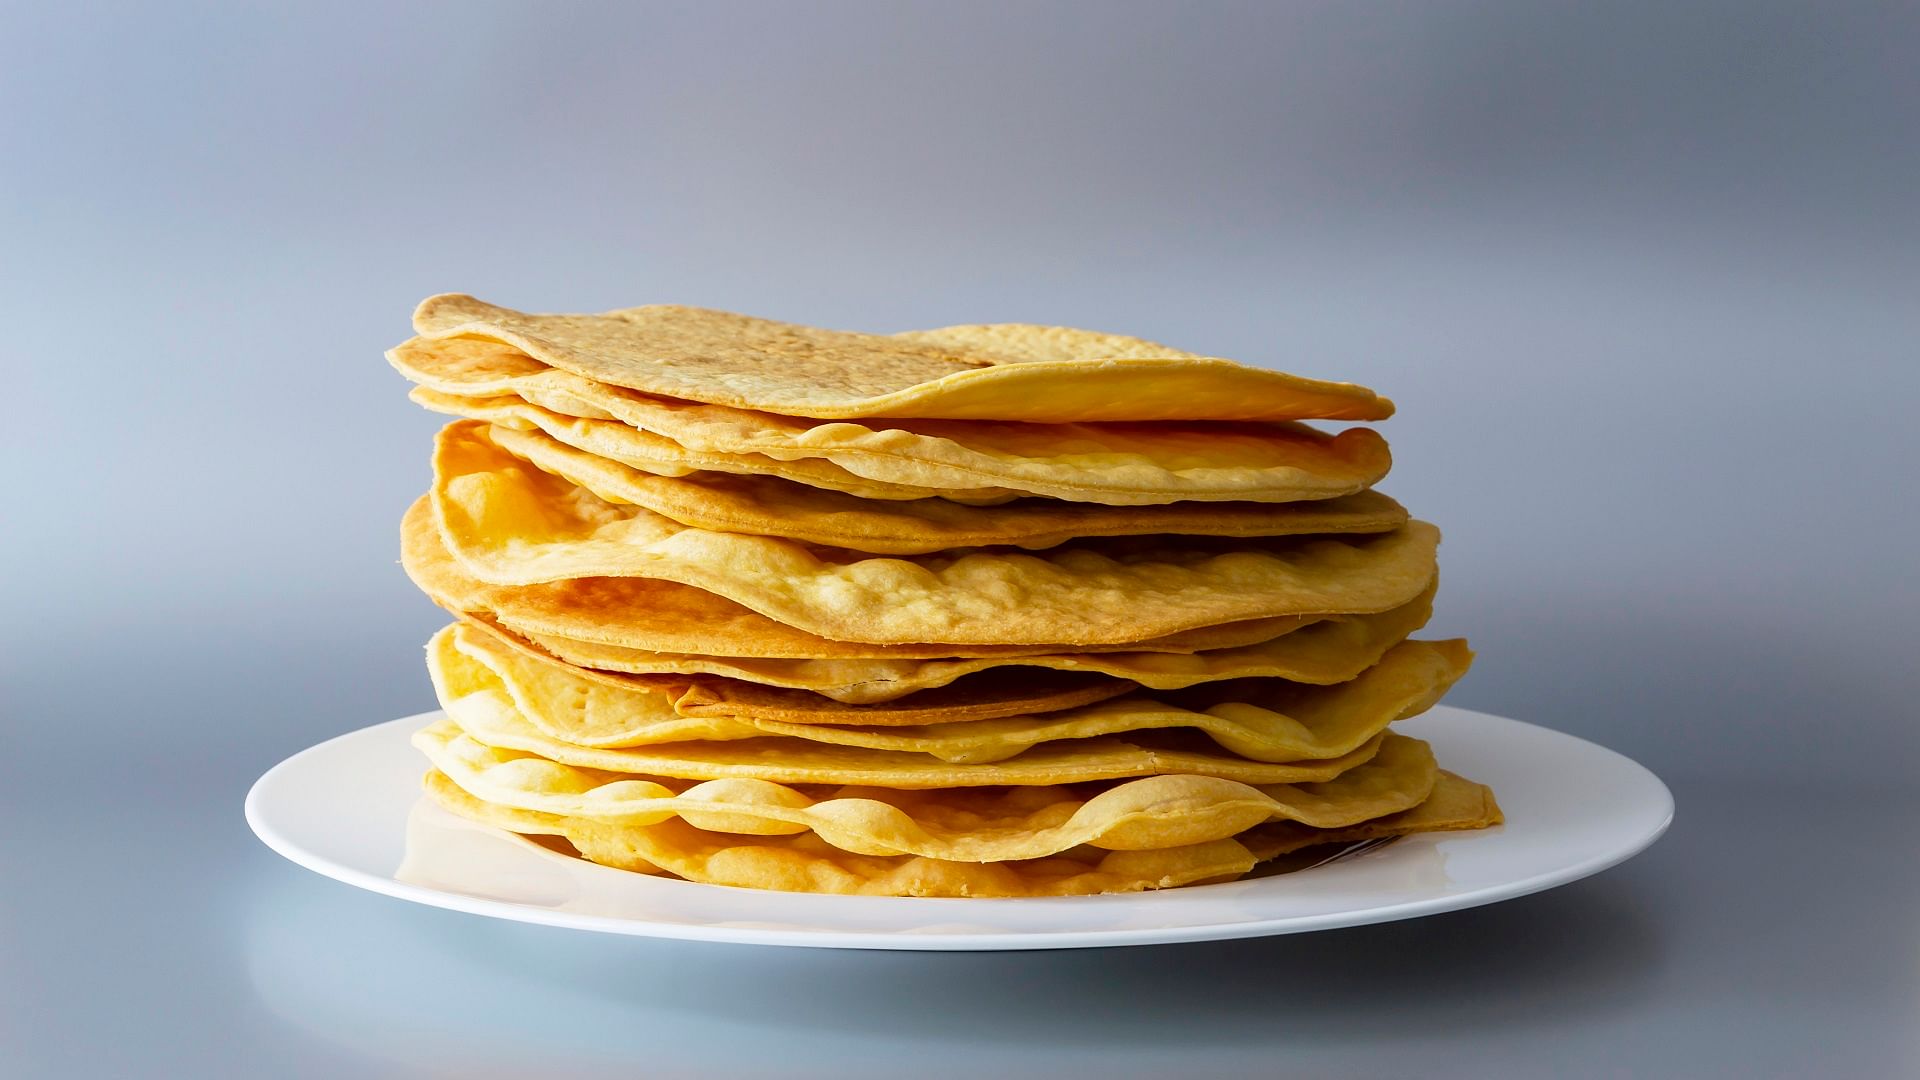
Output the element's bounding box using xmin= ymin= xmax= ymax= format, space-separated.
xmin=391 ymin=295 xmax=1501 ymax=896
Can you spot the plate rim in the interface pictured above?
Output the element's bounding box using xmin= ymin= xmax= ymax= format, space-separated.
xmin=245 ymin=706 xmax=1674 ymax=951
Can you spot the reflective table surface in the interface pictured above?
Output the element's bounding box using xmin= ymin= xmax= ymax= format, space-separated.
xmin=6 ymin=718 xmax=1913 ymax=1078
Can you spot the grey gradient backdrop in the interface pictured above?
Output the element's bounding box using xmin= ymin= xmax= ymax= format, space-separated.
xmin=3 ymin=3 xmax=1916 ymax=1078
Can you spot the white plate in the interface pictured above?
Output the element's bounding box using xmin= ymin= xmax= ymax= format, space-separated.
xmin=246 ymin=706 xmax=1671 ymax=951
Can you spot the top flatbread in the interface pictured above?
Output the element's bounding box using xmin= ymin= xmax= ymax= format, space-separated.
xmin=394 ymin=341 xmax=1395 ymax=507
xmin=407 ymin=294 xmax=1393 ymax=423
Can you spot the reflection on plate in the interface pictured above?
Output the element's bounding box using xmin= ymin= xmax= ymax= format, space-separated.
xmin=246 ymin=706 xmax=1672 ymax=951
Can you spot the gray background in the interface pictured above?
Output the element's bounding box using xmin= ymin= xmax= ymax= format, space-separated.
xmin=3 ymin=2 xmax=1915 ymax=1077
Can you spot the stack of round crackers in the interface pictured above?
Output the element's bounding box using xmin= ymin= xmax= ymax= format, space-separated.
xmin=391 ymin=295 xmax=1501 ymax=897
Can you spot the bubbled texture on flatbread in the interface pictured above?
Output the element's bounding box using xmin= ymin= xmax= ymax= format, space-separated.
xmin=404 ymin=498 xmax=1326 ymax=661
xmin=511 ymin=574 xmax=1433 ymax=704
xmin=438 ymin=700 xmax=1385 ymax=789
xmin=424 ymin=432 xmax=1438 ymax=645
xmin=421 ymin=767 xmax=1499 ymax=896
xmin=452 ymin=616 xmax=1138 ymax=724
xmin=403 ymin=294 xmax=1394 ymax=422
xmin=412 ymin=388 xmax=1010 ymax=502
xmin=438 ymin=621 xmax=1470 ymax=766
xmin=1239 ymin=771 xmax=1504 ymax=862
xmin=414 ymin=721 xmax=1439 ymax=861
xmin=397 ymin=353 xmax=1394 ymax=506
xmin=477 ymin=421 xmax=1408 ymax=554
xmin=420 ymin=769 xmax=1255 ymax=896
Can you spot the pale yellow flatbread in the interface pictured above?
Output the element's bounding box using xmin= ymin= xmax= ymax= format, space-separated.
xmin=420 ymin=768 xmax=1496 ymax=896
xmin=414 ymin=724 xmax=1438 ymax=861
xmin=421 ymin=770 xmax=1256 ymax=895
xmin=454 ymin=615 xmax=1137 ymax=724
xmin=1240 ymin=771 xmax=1503 ymax=862
xmin=436 ymin=621 xmax=1470 ymax=765
xmin=400 ymin=357 xmax=1394 ymax=506
xmin=424 ymin=443 xmax=1438 ymax=645
xmin=413 ymin=387 xmax=1010 ymax=502
xmin=402 ymin=294 xmax=1393 ymax=422
xmin=404 ymin=496 xmax=1346 ymax=658
xmin=516 ymin=582 xmax=1426 ymax=703
xmin=481 ymin=421 xmax=1408 ymax=554
xmin=437 ymin=695 xmax=1383 ymax=787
